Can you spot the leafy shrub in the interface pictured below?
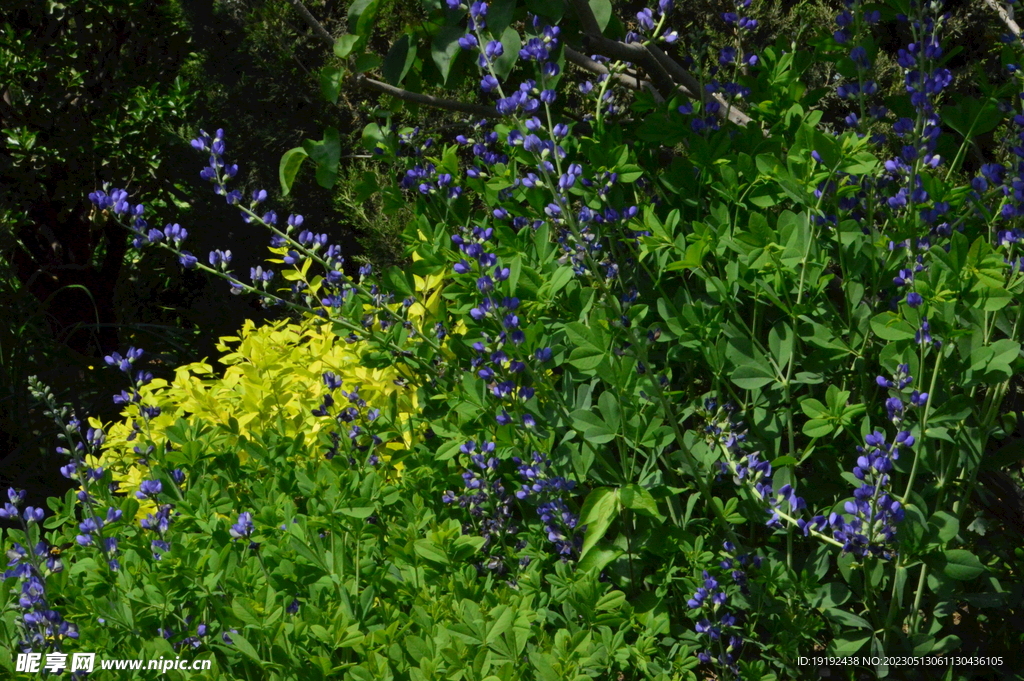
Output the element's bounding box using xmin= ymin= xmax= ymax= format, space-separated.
xmin=4 ymin=0 xmax=1024 ymax=679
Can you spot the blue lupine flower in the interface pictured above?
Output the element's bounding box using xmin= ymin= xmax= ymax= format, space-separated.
xmin=229 ymin=512 xmax=254 ymax=539
xmin=136 ymin=479 xmax=162 ymax=499
xmin=178 ymin=251 xmax=198 ymax=269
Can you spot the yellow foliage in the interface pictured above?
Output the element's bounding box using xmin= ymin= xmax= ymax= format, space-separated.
xmin=90 ymin=247 xmax=460 ymax=505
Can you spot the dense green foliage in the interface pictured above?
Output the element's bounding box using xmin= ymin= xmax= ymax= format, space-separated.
xmin=3 ymin=0 xmax=1024 ymax=679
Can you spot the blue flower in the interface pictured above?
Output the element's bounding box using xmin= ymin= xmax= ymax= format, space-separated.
xmin=136 ymin=479 xmax=162 ymax=499
xmin=229 ymin=512 xmax=254 ymax=539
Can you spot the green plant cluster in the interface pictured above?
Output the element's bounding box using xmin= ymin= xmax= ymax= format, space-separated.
xmin=3 ymin=0 xmax=1024 ymax=679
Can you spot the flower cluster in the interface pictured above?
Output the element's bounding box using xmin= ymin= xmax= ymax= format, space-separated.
xmin=871 ymin=4 xmax=950 ymax=232
xmin=702 ymin=399 xmax=822 ymax=536
xmin=400 ymin=162 xmax=462 ymax=199
xmin=513 ymin=451 xmax=581 ymax=559
xmin=191 ymin=128 xmax=240 ymax=203
xmin=314 ymin=371 xmax=386 ymax=466
xmin=688 ymin=541 xmax=761 ymax=678
xmin=677 ymin=100 xmax=722 ymax=135
xmin=576 ymin=57 xmax=635 ymax=120
xmin=721 ymin=0 xmax=757 ymax=33
xmin=229 ymin=512 xmax=256 ymax=549
xmin=876 ymin=363 xmax=929 ymax=424
xmin=2 ymin=489 xmax=79 ymax=651
xmin=138 ymin=491 xmax=175 ymax=561
xmin=976 ymin=101 xmax=1024 ymax=276
xmin=105 ymin=347 xmax=161 ymax=421
xmin=832 ymin=0 xmax=885 ymax=137
xmin=829 ymin=428 xmax=910 ymax=559
xmin=442 ymin=441 xmax=523 ymax=576
xmin=627 ymin=1 xmax=678 ymax=45
xmin=88 ymin=185 xmax=157 ymax=251
xmin=27 ymin=377 xmax=131 ymax=575
xmin=703 ymin=400 xmax=776 ymax=504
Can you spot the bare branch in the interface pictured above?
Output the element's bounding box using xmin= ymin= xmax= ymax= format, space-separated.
xmin=983 ymin=0 xmax=1022 ymax=37
xmin=284 ymin=0 xmax=335 ymax=48
xmin=569 ymin=0 xmax=758 ymax=129
xmin=564 ymin=46 xmax=664 ymax=104
xmin=647 ymin=44 xmax=757 ymax=128
xmin=285 ymin=0 xmax=501 ymax=119
xmin=356 ymin=75 xmax=501 ymax=118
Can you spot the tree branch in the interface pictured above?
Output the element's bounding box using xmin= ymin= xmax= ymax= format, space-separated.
xmin=356 ymin=75 xmax=501 ymax=118
xmin=564 ymin=46 xmax=664 ymax=104
xmin=982 ymin=0 xmax=1022 ymax=37
xmin=647 ymin=44 xmax=757 ymax=128
xmin=284 ymin=0 xmax=335 ymax=48
xmin=569 ymin=0 xmax=758 ymax=129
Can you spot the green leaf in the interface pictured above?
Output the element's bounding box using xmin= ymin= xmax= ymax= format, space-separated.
xmin=731 ymin=363 xmax=775 ymax=390
xmin=802 ymin=418 xmax=834 ymax=438
xmin=595 ymin=590 xmax=626 ymax=611
xmin=824 ymin=607 xmax=871 ymax=629
xmin=382 ymin=35 xmax=416 ymax=85
xmin=302 ymin=127 xmax=341 ymax=190
xmin=620 ymin=484 xmax=663 ymax=520
xmin=491 ymin=27 xmax=522 ymax=80
xmin=347 ymin=0 xmax=380 ymax=36
xmin=870 ymin=312 xmax=917 ymax=341
xmin=576 ymin=545 xmax=621 ymax=574
xmin=800 ymin=398 xmax=828 ymax=418
xmin=986 ymin=339 xmax=1020 ymax=379
xmin=414 ymin=538 xmax=449 ymax=565
xmin=570 ymin=410 xmax=615 ymax=444
xmin=487 ymin=0 xmax=517 ymax=34
xmin=338 ymin=506 xmax=376 ymax=519
xmin=811 ymin=582 xmax=851 ymax=609
xmin=597 ymin=392 xmax=620 ymax=432
xmin=431 ymin=26 xmax=463 ymax=84
xmin=231 ymin=599 xmax=261 ymax=627
xmin=927 ymin=511 xmax=959 ymax=545
xmin=565 ymin=322 xmax=606 ymax=370
xmin=768 ymin=322 xmax=794 ymax=370
xmin=320 ymin=65 xmax=343 ymax=104
xmin=279 ymin=147 xmax=308 ymax=196
xmin=354 ymin=53 xmax=382 ymax=73
xmin=568 ymin=346 xmax=605 ymax=371
xmin=230 ymin=633 xmax=262 ymax=662
xmin=578 ymin=487 xmax=620 ymax=561
xmin=385 ymin=266 xmax=414 ymax=296
xmin=334 ymin=34 xmax=360 ymax=59
xmin=305 ymin=127 xmax=341 ymax=168
xmin=940 ymin=96 xmax=1003 ymax=140
xmin=290 ymin=535 xmax=327 ymax=571
xmin=315 ymin=164 xmax=338 ymax=189
xmin=589 ymin=0 xmax=612 ymax=31
xmin=942 ymin=549 xmax=985 ymax=581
